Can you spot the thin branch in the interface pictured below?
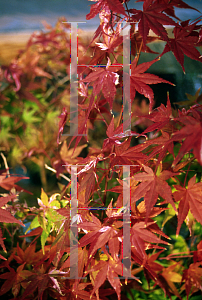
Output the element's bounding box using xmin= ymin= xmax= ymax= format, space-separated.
xmin=45 ymin=164 xmax=70 ymax=182
xmin=1 ymin=152 xmax=10 ymax=176
xmin=135 ymin=39 xmax=143 ymax=68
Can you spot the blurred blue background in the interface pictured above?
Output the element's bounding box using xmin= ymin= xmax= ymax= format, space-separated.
xmin=0 ymin=0 xmax=202 ymax=33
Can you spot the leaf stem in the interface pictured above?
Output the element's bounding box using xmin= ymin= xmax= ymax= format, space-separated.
xmin=39 ymin=155 xmax=47 ymax=192
xmin=184 ymin=157 xmax=191 ymax=187
xmin=135 ymin=39 xmax=143 ymax=68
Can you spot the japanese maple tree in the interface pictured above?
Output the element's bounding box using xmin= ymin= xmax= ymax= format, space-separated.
xmin=0 ymin=0 xmax=202 ymax=299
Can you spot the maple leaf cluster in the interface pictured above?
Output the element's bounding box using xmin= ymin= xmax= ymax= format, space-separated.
xmin=1 ymin=0 xmax=202 ymax=300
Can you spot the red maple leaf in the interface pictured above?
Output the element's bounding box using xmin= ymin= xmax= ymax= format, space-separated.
xmin=182 ymin=262 xmax=202 ymax=299
xmin=131 ymin=221 xmax=169 ymax=255
xmin=84 ymin=258 xmax=123 ymax=300
xmin=82 ymin=59 xmax=120 ymax=110
xmin=129 ymin=0 xmax=177 ymax=47
xmin=12 ymin=243 xmax=43 ymax=265
xmin=146 ymin=131 xmax=174 ymax=167
xmin=57 ymin=107 xmax=68 ymax=145
xmin=78 ymin=170 xmax=97 ymax=204
xmin=20 ymin=227 xmax=43 ymax=245
xmin=110 ymin=137 xmax=146 ymax=168
xmin=132 ymin=199 xmax=168 ymax=220
xmin=137 ymin=0 xmax=200 ymax=20
xmin=72 ymin=283 xmax=99 ymax=300
xmin=140 ymin=96 xmax=175 ymax=134
xmin=84 ymin=245 xmax=139 ymax=300
xmin=0 ymin=170 xmax=31 ymax=194
xmin=94 ymin=22 xmax=124 ymax=56
xmin=78 ymin=222 xmax=117 ymax=258
xmin=160 ymin=20 xmax=202 ymax=73
xmin=132 ymin=98 xmax=176 ymax=166
xmin=0 ymin=195 xmax=24 ymax=226
xmin=173 ymin=176 xmax=202 ymax=236
xmin=102 ymin=115 xmax=134 ymax=151
xmin=172 ymin=111 xmax=202 ymax=166
xmin=131 ymin=164 xmax=177 ymax=221
xmin=19 ymin=269 xmax=65 ymax=300
xmin=0 ymin=195 xmax=24 ymax=256
xmin=86 ymin=0 xmax=127 ymax=20
xmin=0 ymin=263 xmax=32 ymax=298
xmin=130 ymin=58 xmax=174 ymax=111
xmin=76 ymin=153 xmax=104 ymax=175
xmin=193 ymin=241 xmax=202 ymax=263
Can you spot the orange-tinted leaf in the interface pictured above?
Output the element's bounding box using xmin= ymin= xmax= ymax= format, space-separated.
xmin=0 ymin=174 xmax=31 ymax=194
xmin=172 ymin=113 xmax=202 ymax=166
xmin=173 ymin=176 xmax=202 ymax=236
xmin=183 ymin=262 xmax=202 ymax=299
xmin=91 ymin=262 xmax=108 ymax=298
xmin=107 ymin=267 xmax=121 ymax=300
xmin=108 ymin=237 xmax=120 ymax=260
xmin=132 ymin=164 xmax=176 ymax=221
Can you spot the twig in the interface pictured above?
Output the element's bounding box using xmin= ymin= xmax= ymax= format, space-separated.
xmin=184 ymin=156 xmax=191 ymax=187
xmin=1 ymin=152 xmax=10 ymax=176
xmin=45 ymin=164 xmax=70 ymax=182
xmin=135 ymin=39 xmax=143 ymax=68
